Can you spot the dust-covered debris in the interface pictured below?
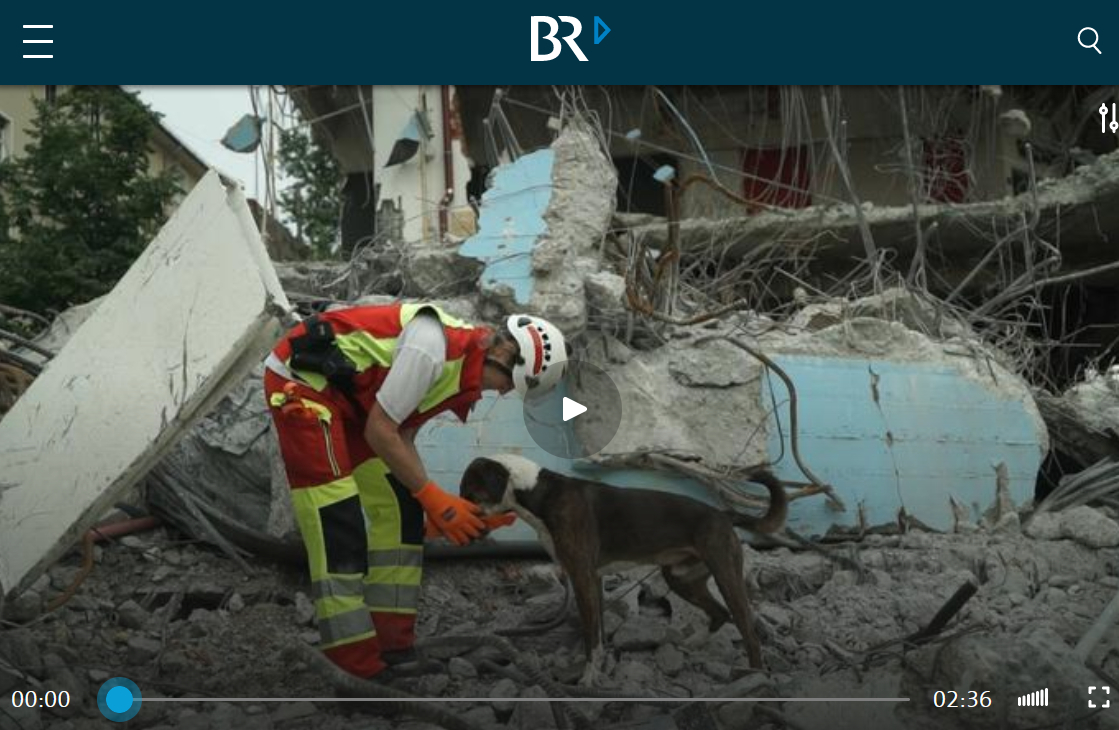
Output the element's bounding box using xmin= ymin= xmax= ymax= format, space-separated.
xmin=583 ymin=270 xmax=627 ymax=322
xmin=1042 ymin=370 xmax=1119 ymax=476
xmin=1026 ymin=505 xmax=1119 ymax=548
xmin=901 ymin=628 xmax=1107 ymax=729
xmin=6 ymin=511 xmax=1119 ymax=729
xmin=401 ymin=244 xmax=485 ymax=299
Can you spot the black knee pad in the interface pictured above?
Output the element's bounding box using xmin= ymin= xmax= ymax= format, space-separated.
xmin=386 ymin=473 xmax=425 ymax=546
xmin=320 ymin=494 xmax=368 ymax=574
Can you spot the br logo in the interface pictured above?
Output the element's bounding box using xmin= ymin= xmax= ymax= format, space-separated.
xmin=530 ymin=16 xmax=610 ymax=61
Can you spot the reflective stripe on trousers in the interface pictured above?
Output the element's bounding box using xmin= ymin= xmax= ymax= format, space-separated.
xmin=366 ymin=547 xmax=423 ymax=611
xmin=368 ymin=548 xmax=424 ymax=568
xmin=319 ymin=606 xmax=377 ymax=647
xmin=280 ymin=446 xmax=423 ymax=650
xmin=311 ymin=577 xmax=366 ymax=600
xmin=365 ymin=582 xmax=421 ymax=611
xmin=288 ymin=476 xmax=375 ymax=650
xmin=354 ymin=458 xmax=424 ymax=616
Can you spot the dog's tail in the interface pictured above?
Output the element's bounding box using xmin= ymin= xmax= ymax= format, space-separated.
xmin=729 ymin=469 xmax=787 ymax=534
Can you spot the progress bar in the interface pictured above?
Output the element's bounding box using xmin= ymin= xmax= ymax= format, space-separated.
xmin=99 ymin=679 xmax=910 ymax=720
xmin=143 ymin=697 xmax=911 ymax=703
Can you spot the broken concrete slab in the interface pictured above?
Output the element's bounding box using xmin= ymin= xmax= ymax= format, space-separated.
xmin=126 ymin=635 xmax=162 ymax=665
xmin=1043 ymin=369 xmax=1119 ymax=469
xmin=0 ymin=171 xmax=291 ymax=601
xmin=460 ymin=119 xmax=616 ymax=333
xmin=115 ymin=599 xmax=150 ymax=630
xmin=0 ymin=629 xmax=43 ymax=677
xmin=401 ymin=244 xmax=484 ymax=298
xmin=527 ymin=118 xmax=617 ymax=332
xmin=1035 ymin=391 xmax=1119 ymax=474
xmin=573 ymin=334 xmax=769 ymax=468
xmin=572 ymin=310 xmax=1046 ymax=534
xmin=628 ymin=147 xmax=1119 ymax=284
xmin=489 ymin=677 xmax=519 ymax=719
xmin=1064 ymin=368 xmax=1119 ymax=427
xmin=654 ymin=644 xmax=686 ymax=676
xmin=584 ymin=270 xmax=627 ymax=318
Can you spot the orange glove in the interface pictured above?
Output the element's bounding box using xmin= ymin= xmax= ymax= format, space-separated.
xmin=425 ymin=512 xmax=515 ymax=541
xmin=414 ymin=482 xmax=484 ymax=546
xmin=481 ymin=513 xmax=517 ymax=531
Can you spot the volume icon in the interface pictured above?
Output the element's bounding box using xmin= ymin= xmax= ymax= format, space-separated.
xmin=1018 ymin=688 xmax=1048 ymax=707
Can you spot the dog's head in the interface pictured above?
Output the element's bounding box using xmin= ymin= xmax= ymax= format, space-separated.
xmin=458 ymin=454 xmax=543 ymax=516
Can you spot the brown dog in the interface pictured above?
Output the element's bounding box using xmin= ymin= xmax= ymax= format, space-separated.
xmin=459 ymin=454 xmax=787 ymax=682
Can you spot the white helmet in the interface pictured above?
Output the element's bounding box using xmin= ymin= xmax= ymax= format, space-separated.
xmin=505 ymin=314 xmax=571 ymax=398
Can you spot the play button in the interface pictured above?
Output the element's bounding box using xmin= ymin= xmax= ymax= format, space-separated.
xmin=562 ymin=397 xmax=587 ymax=422
xmin=523 ymin=359 xmax=622 ymax=460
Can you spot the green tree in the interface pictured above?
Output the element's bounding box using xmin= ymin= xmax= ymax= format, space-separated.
xmin=0 ymin=86 xmax=180 ymax=314
xmin=277 ymin=122 xmax=342 ymax=259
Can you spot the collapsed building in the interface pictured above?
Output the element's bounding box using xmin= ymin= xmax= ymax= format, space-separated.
xmin=282 ymin=85 xmax=1119 ymax=527
xmin=5 ymin=86 xmax=1119 ymax=730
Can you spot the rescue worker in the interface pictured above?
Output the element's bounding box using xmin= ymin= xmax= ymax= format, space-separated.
xmin=263 ymin=302 xmax=570 ymax=680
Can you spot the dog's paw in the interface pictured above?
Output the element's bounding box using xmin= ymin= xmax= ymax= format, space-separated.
xmin=577 ymin=646 xmax=611 ymax=688
xmin=577 ymin=664 xmax=605 ymax=688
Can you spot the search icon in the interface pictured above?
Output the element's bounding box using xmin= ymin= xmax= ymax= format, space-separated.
xmin=1079 ymin=27 xmax=1102 ymax=54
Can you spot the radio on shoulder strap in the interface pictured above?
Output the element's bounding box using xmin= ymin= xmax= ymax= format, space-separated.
xmin=289 ymin=315 xmax=364 ymax=415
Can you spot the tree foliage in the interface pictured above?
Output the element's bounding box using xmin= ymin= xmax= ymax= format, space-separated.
xmin=0 ymin=86 xmax=181 ymax=314
xmin=277 ymin=122 xmax=342 ymax=259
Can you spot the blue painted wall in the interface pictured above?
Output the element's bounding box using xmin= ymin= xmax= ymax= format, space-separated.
xmin=762 ymin=354 xmax=1042 ymax=534
xmin=458 ymin=149 xmax=554 ymax=305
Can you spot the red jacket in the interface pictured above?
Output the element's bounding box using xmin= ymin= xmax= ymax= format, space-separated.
xmin=272 ymin=303 xmax=490 ymax=429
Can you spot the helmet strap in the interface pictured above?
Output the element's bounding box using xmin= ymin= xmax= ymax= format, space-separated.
xmin=485 ymin=357 xmax=515 ymax=382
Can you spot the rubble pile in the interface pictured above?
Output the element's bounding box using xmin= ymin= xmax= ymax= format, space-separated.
xmin=6 ymin=503 xmax=1119 ymax=729
xmin=274 ymin=238 xmax=485 ymax=305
